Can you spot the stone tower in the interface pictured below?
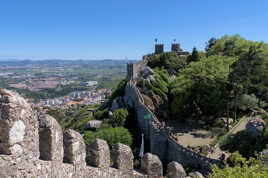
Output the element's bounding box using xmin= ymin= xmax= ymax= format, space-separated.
xmin=155 ymin=44 xmax=164 ymax=54
xmin=171 ymin=43 xmax=182 ymax=53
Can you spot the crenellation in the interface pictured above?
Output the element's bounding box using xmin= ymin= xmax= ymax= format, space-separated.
xmin=167 ymin=161 xmax=186 ymax=178
xmin=39 ymin=114 xmax=63 ymax=161
xmin=63 ymin=129 xmax=86 ymax=166
xmin=112 ymin=143 xmax=134 ymax=171
xmin=141 ymin=153 xmax=163 ymax=178
xmin=0 ymin=89 xmax=39 ymax=159
xmin=87 ymin=138 xmax=110 ymax=168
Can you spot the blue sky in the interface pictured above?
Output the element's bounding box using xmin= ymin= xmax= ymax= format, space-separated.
xmin=0 ymin=0 xmax=267 ymax=60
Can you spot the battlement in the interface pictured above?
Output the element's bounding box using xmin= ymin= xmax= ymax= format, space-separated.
xmin=171 ymin=43 xmax=182 ymax=53
xmin=0 ymin=89 xmax=186 ymax=178
xmin=155 ymin=44 xmax=164 ymax=54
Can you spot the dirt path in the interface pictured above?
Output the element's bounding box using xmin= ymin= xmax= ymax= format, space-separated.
xmin=229 ymin=117 xmax=250 ymax=135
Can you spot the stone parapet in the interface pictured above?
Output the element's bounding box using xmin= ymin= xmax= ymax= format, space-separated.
xmin=0 ymin=89 xmax=155 ymax=177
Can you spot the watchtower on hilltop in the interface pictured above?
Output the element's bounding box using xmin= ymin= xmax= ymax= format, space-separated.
xmin=171 ymin=43 xmax=183 ymax=53
xmin=155 ymin=44 xmax=164 ymax=54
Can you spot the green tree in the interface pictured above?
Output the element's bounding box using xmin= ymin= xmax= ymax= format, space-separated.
xmin=110 ymin=78 xmax=127 ymax=101
xmin=170 ymin=55 xmax=235 ymax=121
xmin=209 ymin=153 xmax=268 ymax=178
xmin=109 ymin=108 xmax=129 ymax=127
xmin=148 ymin=52 xmax=186 ymax=72
xmin=187 ymin=47 xmax=200 ymax=63
xmin=205 ymin=37 xmax=217 ymax=53
xmin=84 ymin=127 xmax=133 ymax=148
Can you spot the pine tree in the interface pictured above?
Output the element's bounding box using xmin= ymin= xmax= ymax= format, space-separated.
xmin=187 ymin=47 xmax=200 ymax=63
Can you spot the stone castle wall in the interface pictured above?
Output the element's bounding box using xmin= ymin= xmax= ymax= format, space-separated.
xmin=0 ymin=89 xmax=179 ymax=178
xmin=124 ymin=58 xmax=223 ymax=173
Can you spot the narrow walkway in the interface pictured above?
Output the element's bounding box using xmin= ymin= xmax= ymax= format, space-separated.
xmin=229 ymin=116 xmax=250 ymax=135
xmin=213 ymin=116 xmax=250 ymax=152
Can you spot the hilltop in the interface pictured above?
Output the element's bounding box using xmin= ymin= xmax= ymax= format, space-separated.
xmin=99 ymin=35 xmax=268 ymax=177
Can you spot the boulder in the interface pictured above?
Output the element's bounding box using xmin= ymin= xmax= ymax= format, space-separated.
xmin=112 ymin=143 xmax=134 ymax=171
xmin=143 ymin=66 xmax=154 ymax=78
xmin=86 ymin=120 xmax=103 ymax=130
xmin=246 ymin=116 xmax=265 ymax=136
xmin=201 ymin=144 xmax=211 ymax=154
xmin=167 ymin=161 xmax=186 ymax=178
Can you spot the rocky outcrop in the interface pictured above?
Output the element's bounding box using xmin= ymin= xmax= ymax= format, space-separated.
xmin=143 ymin=66 xmax=155 ymax=78
xmin=246 ymin=116 xmax=265 ymax=136
xmin=86 ymin=120 xmax=103 ymax=130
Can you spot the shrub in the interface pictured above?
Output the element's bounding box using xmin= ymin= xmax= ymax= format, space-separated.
xmin=109 ymin=108 xmax=129 ymax=127
xmin=227 ymin=151 xmax=246 ymax=167
xmin=237 ymin=94 xmax=258 ymax=111
xmin=209 ymin=155 xmax=268 ymax=178
xmin=84 ymin=127 xmax=133 ymax=148
xmin=220 ymin=129 xmax=268 ymax=158
xmin=94 ymin=108 xmax=109 ymax=120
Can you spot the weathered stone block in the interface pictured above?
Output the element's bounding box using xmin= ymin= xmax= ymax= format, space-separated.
xmin=167 ymin=161 xmax=186 ymax=178
xmin=39 ymin=114 xmax=63 ymax=161
xmin=141 ymin=153 xmax=163 ymax=178
xmin=0 ymin=89 xmax=39 ymax=158
xmin=88 ymin=138 xmax=110 ymax=168
xmin=86 ymin=120 xmax=103 ymax=130
xmin=112 ymin=143 xmax=133 ymax=171
xmin=63 ymin=129 xmax=86 ymax=166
